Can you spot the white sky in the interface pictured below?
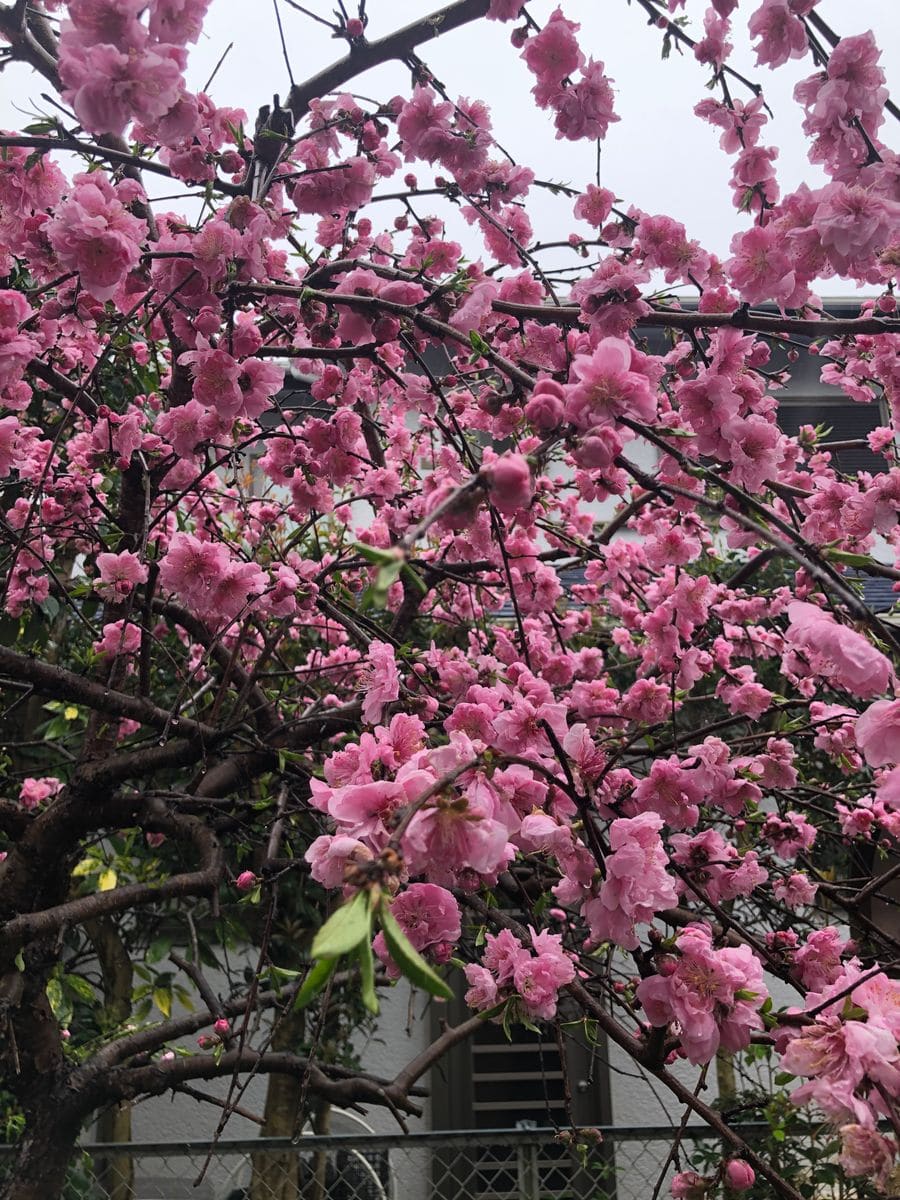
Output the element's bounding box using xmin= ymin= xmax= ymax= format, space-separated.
xmin=2 ymin=1 xmax=898 ymax=268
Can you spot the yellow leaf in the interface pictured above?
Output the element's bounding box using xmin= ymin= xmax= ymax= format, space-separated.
xmin=153 ymin=987 xmax=172 ymax=1018
xmin=64 ymin=706 xmax=79 ymax=721
xmin=97 ymin=868 xmax=117 ymax=892
xmin=71 ymin=858 xmax=96 ymax=878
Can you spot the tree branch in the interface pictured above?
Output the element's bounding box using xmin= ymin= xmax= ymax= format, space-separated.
xmin=0 ymin=644 xmax=217 ymax=741
xmin=285 ymin=0 xmax=491 ymax=119
xmin=0 ymin=814 xmax=223 ymax=954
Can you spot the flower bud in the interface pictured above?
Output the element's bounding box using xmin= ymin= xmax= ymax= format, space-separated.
xmin=236 ymin=870 xmax=257 ymax=891
xmin=524 ymin=389 xmax=564 ymax=433
xmin=670 ymin=1171 xmax=708 ymax=1199
xmin=484 ymin=453 xmax=533 ymax=516
xmin=724 ymin=1160 xmax=755 ymax=1191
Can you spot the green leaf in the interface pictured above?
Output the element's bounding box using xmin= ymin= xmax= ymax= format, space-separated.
xmin=62 ymin=974 xmax=95 ymax=1003
xmin=356 ymin=939 xmax=379 ymax=1015
xmin=824 ymin=549 xmax=876 ymax=568
xmin=294 ymin=957 xmax=338 ymax=1011
xmin=374 ymin=559 xmax=403 ymax=600
xmin=153 ymin=987 xmax=172 ymax=1018
xmin=351 ymin=541 xmax=399 ymax=566
xmin=400 ymin=563 xmax=428 ymax=595
xmin=379 ymin=906 xmax=453 ymax=1001
xmin=146 ymin=936 xmax=174 ymax=965
xmin=311 ymin=890 xmax=372 ymax=959
xmin=469 ymin=330 xmax=489 ymax=355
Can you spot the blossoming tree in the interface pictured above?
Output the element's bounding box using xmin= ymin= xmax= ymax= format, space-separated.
xmin=0 ymin=0 xmax=899 ymax=1197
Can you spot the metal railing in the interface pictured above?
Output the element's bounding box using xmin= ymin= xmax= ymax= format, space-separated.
xmin=0 ymin=1124 xmax=879 ymax=1199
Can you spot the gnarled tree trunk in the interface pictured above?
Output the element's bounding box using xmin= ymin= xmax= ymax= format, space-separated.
xmin=250 ymin=1006 xmax=307 ymax=1200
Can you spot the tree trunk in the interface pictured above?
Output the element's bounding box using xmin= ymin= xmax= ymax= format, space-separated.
xmin=93 ymin=1104 xmax=134 ymax=1200
xmin=249 ymin=1007 xmax=307 ymax=1200
xmin=85 ymin=917 xmax=134 ymax=1200
xmin=0 ymin=1109 xmax=82 ymax=1200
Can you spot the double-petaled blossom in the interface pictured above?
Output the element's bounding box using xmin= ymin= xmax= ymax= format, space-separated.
xmin=583 ymin=813 xmax=678 ymax=950
xmin=45 ymin=173 xmax=146 ymax=302
xmin=637 ymin=924 xmax=768 ymax=1064
xmin=360 ymin=641 xmax=401 ymax=726
xmin=785 ymin=601 xmax=894 ymax=699
xmin=373 ymin=885 xmax=461 ymax=977
xmin=465 ymin=928 xmax=575 ymax=1022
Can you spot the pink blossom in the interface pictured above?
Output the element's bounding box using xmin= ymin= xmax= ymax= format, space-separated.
xmin=46 ymin=173 xmax=146 ymax=302
xmin=158 ymin=533 xmax=266 ymax=623
xmin=487 ymin=0 xmax=522 ymax=19
xmin=694 ymin=8 xmax=732 ymax=68
xmin=583 ymin=812 xmax=678 ymax=950
xmin=235 ymin=871 xmax=257 ymax=891
xmin=637 ymin=924 xmax=767 ymax=1064
xmin=633 ymin=758 xmax=702 ymax=830
xmin=785 ymin=601 xmax=893 ymax=699
xmin=793 ymin=928 xmax=851 ymax=992
xmin=393 ymin=884 xmax=460 ymax=950
xmin=773 ymin=872 xmax=818 ymax=909
xmin=93 ymin=620 xmax=142 ymax=659
xmin=95 ymin=551 xmax=149 ymax=599
xmin=149 ymin=0 xmax=212 ymax=44
xmin=553 ymin=60 xmax=619 ymax=143
xmin=838 ymin=1125 xmax=897 ymax=1193
xmin=856 ymin=700 xmax=900 ymax=767
xmin=464 ymin=963 xmax=499 ymax=1010
xmin=780 ymin=1017 xmax=900 ymax=1126
xmin=574 ymin=184 xmax=615 ymax=227
xmin=813 ymin=184 xmax=899 ymax=277
xmin=513 ymin=932 xmax=575 ymax=1021
xmin=60 ymin=41 xmax=186 ymax=137
xmin=374 ymin=884 xmax=461 ymax=977
xmin=565 ymin=338 xmax=657 ymax=431
xmin=727 ymin=225 xmax=798 ymax=307
xmin=748 ymin=0 xmax=807 ymax=69
xmin=402 ymin=792 xmax=512 ymax=885
xmin=521 ymin=8 xmax=584 ymax=108
xmin=19 ymin=777 xmax=61 ymax=809
xmin=361 ymin=641 xmax=400 ymax=725
xmin=305 ymin=835 xmax=373 ymax=888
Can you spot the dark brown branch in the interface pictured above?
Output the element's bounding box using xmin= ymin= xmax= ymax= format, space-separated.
xmin=0 ymin=135 xmax=242 ymax=195
xmin=0 ymin=814 xmax=223 ymax=953
xmin=0 ymin=644 xmax=217 ymax=740
xmin=106 ymin=1050 xmax=422 ymax=1118
xmin=285 ymin=0 xmax=491 ymax=119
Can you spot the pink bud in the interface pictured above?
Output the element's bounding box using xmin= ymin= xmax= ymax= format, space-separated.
xmin=670 ymin=1171 xmax=708 ymax=1199
xmin=524 ymin=389 xmax=564 ymax=434
xmin=236 ymin=870 xmax=257 ymax=891
xmin=213 ymin=1018 xmax=230 ymax=1035
xmin=346 ymin=17 xmax=364 ymax=37
xmin=485 ymin=453 xmax=533 ymax=516
xmin=656 ymin=954 xmax=678 ymax=977
xmin=724 ymin=1160 xmax=755 ymax=1191
xmin=61 ymin=1028 xmax=71 ymax=1041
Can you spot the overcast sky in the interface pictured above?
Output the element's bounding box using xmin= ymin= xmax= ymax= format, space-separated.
xmin=3 ymin=1 xmax=898 ymax=272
